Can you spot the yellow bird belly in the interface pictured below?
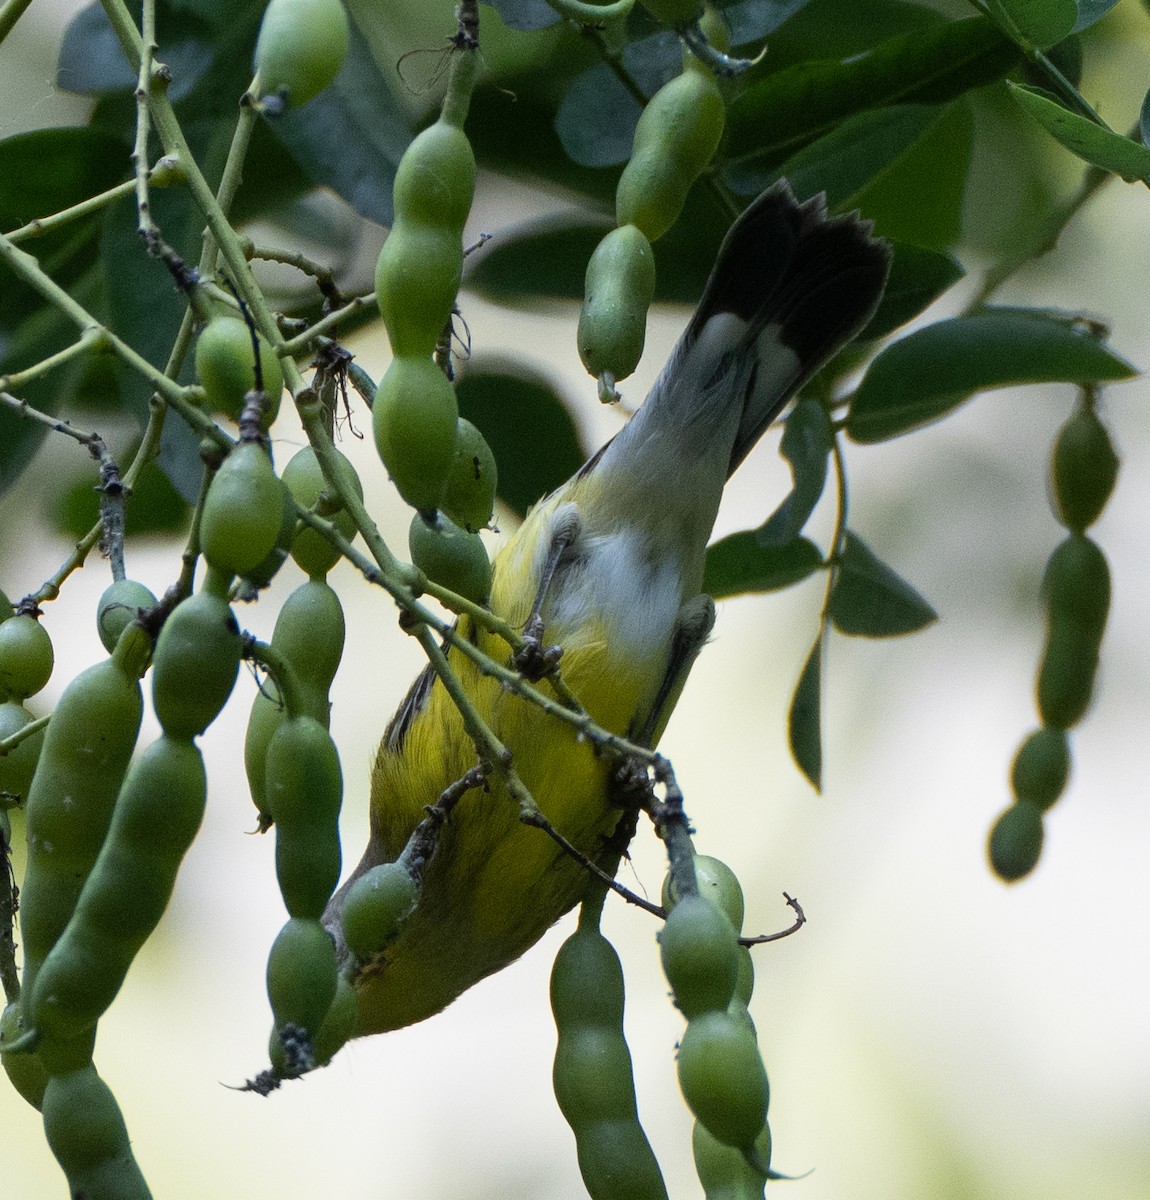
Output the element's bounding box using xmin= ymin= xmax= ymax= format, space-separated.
xmin=354 ymin=498 xmax=670 ymax=1033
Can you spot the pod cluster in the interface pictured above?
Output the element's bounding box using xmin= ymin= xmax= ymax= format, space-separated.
xmin=578 ymin=21 xmax=726 ymax=401
xmin=250 ymin=583 xmax=349 ymax=1078
xmin=989 ymin=395 xmax=1119 ymax=882
xmin=660 ymin=857 xmax=772 ymax=1189
xmin=550 ymin=907 xmax=669 ymax=1200
xmin=372 ymin=116 xmax=498 ymax=604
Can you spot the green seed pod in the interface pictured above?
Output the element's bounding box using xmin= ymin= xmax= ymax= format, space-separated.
xmin=440 ymin=419 xmax=498 ymax=533
xmin=408 ymin=512 xmax=492 ymax=604
xmin=240 ymin=479 xmax=297 ymax=592
xmin=677 ymin=1009 xmax=769 ymax=1149
xmin=551 ymin=923 xmax=668 ymax=1200
xmin=96 ymin=580 xmax=157 ymax=655
xmin=340 ymin=861 xmax=419 ymax=961
xmin=201 ymin=441 xmax=288 ymax=578
xmin=1 ymin=1002 xmax=48 ymax=1110
xmin=392 ymin=122 xmax=476 ymax=231
xmin=267 ymin=917 xmax=339 ymax=1040
xmin=194 ymin=315 xmax=283 ymax=427
xmin=659 ymin=893 xmax=740 ymax=1018
xmin=375 ymin=223 xmax=465 ymax=359
xmin=254 ymin=0 xmax=350 ymax=109
xmin=281 ymin=444 xmax=363 ymax=578
xmin=0 ymin=698 xmax=45 ymax=803
xmin=616 ymin=71 xmax=725 ymax=243
xmin=578 ymin=225 xmax=656 ymax=384
xmin=41 ymin=1064 xmax=151 ymax=1199
xmin=732 ymin=946 xmax=754 ymax=1008
xmin=266 ymin=715 xmax=343 ymax=919
xmin=311 ymin=972 xmax=358 ymax=1068
xmin=1044 ymin=534 xmax=1111 ymax=640
xmin=372 ymin=356 xmax=459 ymax=513
xmin=988 ymin=800 xmax=1045 ymax=883
xmin=245 ymin=579 xmax=345 ymax=826
xmin=29 ymin=735 xmax=207 ymax=1045
xmin=569 ymin=1119 xmax=671 ymax=1200
xmin=1052 ymin=406 xmax=1118 ymax=534
xmin=151 ymin=584 xmax=242 ymax=740
xmin=0 ymin=613 xmax=54 ymax=700
xmin=1010 ymin=726 xmax=1070 ymax=811
xmin=19 ymin=639 xmax=145 ymax=1007
xmin=692 ymin=1120 xmax=772 ymax=1200
xmin=661 ymin=855 xmax=745 ymax=932
xmin=1037 ymin=535 xmax=1109 ymax=730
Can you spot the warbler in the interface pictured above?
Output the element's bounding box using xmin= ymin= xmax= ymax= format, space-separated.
xmin=328 ymin=183 xmax=891 ymax=1035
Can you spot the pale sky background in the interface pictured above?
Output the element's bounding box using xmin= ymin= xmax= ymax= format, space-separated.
xmin=2 ymin=3 xmax=1150 ymax=1198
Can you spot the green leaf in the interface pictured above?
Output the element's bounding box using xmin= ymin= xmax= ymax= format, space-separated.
xmin=828 ymin=532 xmax=937 ymax=637
xmin=0 ymin=126 xmax=130 ymax=231
xmin=757 ymin=398 xmax=832 ymax=546
xmin=455 ymin=361 xmax=587 ymax=519
xmin=1071 ymin=0 xmax=1119 ymax=33
xmin=724 ymin=18 xmax=1017 ymax=174
xmin=729 ymin=103 xmax=944 ymax=206
xmin=465 ymin=85 xmax=615 ymax=204
xmin=847 ymin=308 xmax=1138 ymax=443
xmin=788 ymin=638 xmax=822 ymax=790
xmin=261 ymin=18 xmax=411 ymax=226
xmin=1009 ymin=83 xmax=1150 ymax=181
xmin=983 ymin=0 xmax=1076 ymax=48
xmin=703 ymin=534 xmax=823 ymax=598
xmin=860 ymin=242 xmax=964 ymax=339
xmin=853 ymin=99 xmax=973 ymax=250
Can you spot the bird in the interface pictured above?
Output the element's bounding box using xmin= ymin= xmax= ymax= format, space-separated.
xmin=325 ymin=182 xmax=892 ymax=1036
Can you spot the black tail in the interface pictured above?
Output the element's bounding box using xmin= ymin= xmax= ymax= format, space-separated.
xmin=684 ymin=183 xmax=891 ymax=474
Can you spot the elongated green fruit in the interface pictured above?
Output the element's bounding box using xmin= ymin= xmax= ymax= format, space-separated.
xmin=551 ymin=922 xmax=668 ymax=1200
xmin=0 ymin=613 xmax=53 ymax=700
xmin=19 ymin=629 xmax=148 ymax=1009
xmin=578 ymin=225 xmax=656 ymax=385
xmin=281 ymin=444 xmax=363 ymax=577
xmin=195 ymin=315 xmax=283 ymax=426
xmin=1052 ymin=406 xmax=1118 ymax=533
xmin=408 ymin=512 xmax=492 ymax=604
xmin=42 ymin=1064 xmax=152 ymax=1199
xmin=988 ymin=800 xmax=1044 ymax=882
xmin=1010 ymin=727 xmax=1070 ymax=811
xmin=373 ymin=357 xmax=459 ymax=513
xmin=28 ymin=735 xmax=207 ymax=1044
xmin=677 ymin=1010 xmax=769 ymax=1149
xmin=96 ymin=580 xmax=157 ymax=655
xmin=1036 ymin=535 xmax=1109 ymax=729
xmin=267 ymin=917 xmax=339 ymax=1056
xmin=245 ymin=579 xmax=345 ymax=826
xmin=340 ymin=861 xmax=419 ymax=961
xmin=616 ymin=71 xmax=725 ymax=242
xmin=660 ymin=893 xmax=740 ymax=1018
xmin=151 ymin=580 xmax=242 ymax=740
xmin=0 ymin=698 xmax=45 ymax=803
xmin=266 ymin=715 xmax=343 ymax=919
xmin=201 ymin=440 xmax=287 ymax=578
xmin=440 ymin=418 xmax=498 ymax=533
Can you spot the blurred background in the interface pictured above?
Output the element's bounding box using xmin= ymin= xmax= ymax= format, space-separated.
xmin=2 ymin=1 xmax=1150 ymax=1197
